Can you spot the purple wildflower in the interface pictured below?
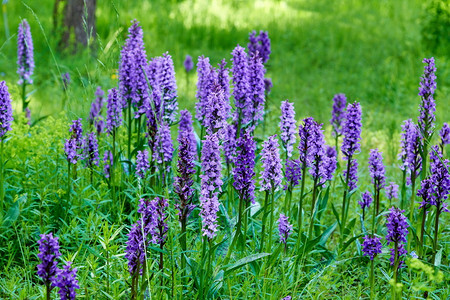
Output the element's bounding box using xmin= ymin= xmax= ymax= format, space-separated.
xmin=285 ymin=159 xmax=302 ymax=190
xmin=417 ymin=177 xmax=436 ymax=209
xmin=324 ymin=146 xmax=337 ymax=182
xmin=430 ymin=145 xmax=450 ymax=211
xmin=203 ymin=83 xmax=230 ymax=136
xmin=231 ymin=45 xmax=250 ymax=124
xmin=217 ymin=59 xmax=230 ymax=104
xmin=362 ymin=235 xmax=382 ymax=260
xmin=37 ymin=233 xmax=61 ymax=285
xmin=184 ymin=55 xmax=194 ymax=73
xmin=343 ymin=158 xmax=358 ymax=192
xmin=17 ymin=19 xmax=34 ymax=85
xmin=196 ymin=56 xmax=213 ymax=124
xmin=247 ymin=52 xmax=265 ymax=129
xmin=179 ymin=110 xmax=197 ymax=159
xmin=248 ymin=30 xmax=271 ymax=64
xmin=64 ymin=139 xmax=78 ymax=164
xmin=260 ymin=135 xmax=283 ymax=191
xmin=279 ymin=100 xmax=296 ymax=158
xmin=264 ymin=78 xmax=273 ymax=94
xmin=358 ymin=191 xmax=373 ymax=210
xmin=135 ymin=149 xmax=150 ymax=179
xmin=308 ymin=123 xmax=328 ymax=184
xmin=149 ymin=197 xmax=169 ymax=246
xmin=159 ymin=52 xmax=178 ymax=124
xmin=200 ymin=134 xmax=223 ymax=240
xmin=386 ymin=207 xmax=409 ymax=268
xmin=223 ymin=123 xmax=237 ymax=165
xmin=341 ymin=102 xmax=362 ymax=159
xmin=278 ymin=214 xmax=293 ymax=244
xmin=25 ymin=107 xmax=31 ymax=125
xmin=282 ymin=297 xmax=292 ymax=300
xmin=103 ymin=150 xmax=113 ymax=178
xmin=106 ymin=88 xmax=123 ymax=134
xmin=233 ymin=131 xmax=256 ymax=204
xmin=418 ymin=57 xmax=437 ymax=139
xmin=440 ymin=122 xmax=450 ymax=152
xmin=118 ymin=20 xmax=149 ymax=111
xmin=0 ymin=81 xmax=14 ymax=139
xmin=53 ymin=261 xmax=79 ymax=300
xmin=84 ymin=132 xmax=99 ymax=168
xmin=330 ymin=93 xmax=347 ymax=137
xmin=386 ymin=182 xmax=399 ymax=201
xmin=402 ymin=120 xmax=422 ymax=184
xmin=368 ymin=149 xmax=386 ymax=190
xmin=69 ymin=118 xmax=83 ymax=149
xmin=174 ymin=135 xmax=196 ymax=220
xmin=298 ymin=117 xmax=319 ymax=169
xmin=61 ymin=72 xmax=70 ymax=91
xmin=153 ymin=122 xmax=173 ymax=172
xmin=89 ymin=87 xmax=105 ymax=135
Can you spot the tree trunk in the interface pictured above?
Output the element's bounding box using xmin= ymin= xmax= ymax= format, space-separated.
xmin=59 ymin=0 xmax=96 ymax=50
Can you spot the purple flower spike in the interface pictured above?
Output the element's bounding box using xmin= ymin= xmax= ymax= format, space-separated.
xmin=17 ymin=19 xmax=34 ymax=85
xmin=358 ymin=191 xmax=373 ymax=210
xmin=231 ymin=45 xmax=250 ymax=124
xmin=400 ymin=120 xmax=422 ymax=185
xmin=260 ymin=135 xmax=283 ymax=191
xmin=64 ymin=139 xmax=78 ymax=165
xmin=179 ymin=110 xmax=197 ymax=159
xmin=69 ymin=119 xmax=83 ymax=149
xmin=61 ymin=72 xmax=70 ymax=90
xmin=0 ymin=81 xmax=14 ymax=139
xmin=217 ymin=59 xmax=230 ymax=104
xmin=440 ymin=123 xmax=449 ymax=150
xmin=285 ymin=159 xmax=301 ymax=190
xmin=417 ymin=177 xmax=436 ymax=209
xmin=247 ymin=52 xmax=265 ymax=129
xmin=233 ymin=131 xmax=256 ymax=204
xmin=153 ymin=122 xmax=173 ymax=172
xmin=53 ymin=261 xmax=79 ymax=300
xmin=184 ymin=55 xmax=194 ymax=73
xmin=362 ymin=235 xmax=382 ymax=260
xmin=204 ymin=84 xmax=230 ymax=136
xmin=341 ymin=102 xmax=362 ymax=159
xmin=159 ymin=52 xmax=178 ymax=124
xmin=343 ymin=158 xmax=358 ymax=192
xmin=278 ymin=214 xmax=293 ymax=244
xmin=136 ymin=149 xmax=150 ymax=179
xmin=279 ymin=100 xmax=297 ymax=158
xmin=223 ymin=124 xmax=237 ymax=165
xmin=368 ymin=149 xmax=386 ymax=190
xmin=106 ymin=88 xmax=123 ymax=134
xmin=330 ymin=93 xmax=347 ymax=137
xmin=175 ymin=135 xmax=196 ymax=220
xmin=37 ymin=233 xmax=61 ymax=285
xmin=149 ymin=197 xmax=169 ymax=246
xmin=84 ymin=132 xmax=99 ymax=168
xmin=430 ymin=145 xmax=450 ymax=211
xmin=324 ymin=146 xmax=338 ymax=182
xmin=386 ymin=182 xmax=399 ymax=201
xmin=264 ymin=78 xmax=272 ymax=94
xmin=418 ymin=57 xmax=437 ymax=139
xmin=200 ymin=134 xmax=223 ymax=240
xmin=89 ymin=87 xmax=105 ymax=135
xmin=386 ymin=207 xmax=409 ymax=268
xmin=248 ymin=30 xmax=271 ymax=64
xmin=196 ymin=56 xmax=213 ymax=124
xmin=103 ymin=150 xmax=113 ymax=179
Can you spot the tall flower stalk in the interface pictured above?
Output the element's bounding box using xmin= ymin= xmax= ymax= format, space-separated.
xmin=37 ymin=233 xmax=61 ymax=300
xmin=0 ymin=81 xmax=13 ymax=213
xmin=279 ymin=100 xmax=296 ymax=160
xmin=368 ymin=149 xmax=386 ymax=217
xmin=231 ymin=45 xmax=249 ymax=138
xmin=330 ymin=93 xmax=347 ymax=154
xmin=17 ymin=19 xmax=34 ymax=111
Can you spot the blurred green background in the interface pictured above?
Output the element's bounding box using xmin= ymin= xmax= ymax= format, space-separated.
xmin=0 ymin=0 xmax=448 ymax=164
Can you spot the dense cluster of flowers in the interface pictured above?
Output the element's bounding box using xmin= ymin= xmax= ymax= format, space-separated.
xmin=248 ymin=30 xmax=271 ymax=64
xmin=417 ymin=57 xmax=437 ymax=138
xmin=279 ymin=100 xmax=297 ymax=157
xmin=368 ymin=149 xmax=386 ymax=190
xmin=386 ymin=182 xmax=399 ymax=201
xmin=233 ymin=131 xmax=256 ymax=203
xmin=0 ymin=81 xmax=14 ymax=139
xmin=89 ymin=87 xmax=105 ymax=134
xmin=37 ymin=233 xmax=61 ymax=285
xmin=106 ymin=88 xmax=123 ymax=134
xmin=53 ymin=262 xmax=80 ymax=300
xmin=330 ymin=93 xmax=347 ymax=137
xmin=184 ymin=55 xmax=193 ymax=73
xmin=358 ymin=191 xmax=373 ymax=210
xmin=17 ymin=19 xmax=34 ymax=85
xmin=386 ymin=207 xmax=409 ymax=268
xmin=278 ymin=214 xmax=293 ymax=244
xmin=260 ymin=135 xmax=283 ymax=191
xmin=362 ymin=235 xmax=382 ymax=260
xmin=135 ymin=149 xmax=150 ymax=179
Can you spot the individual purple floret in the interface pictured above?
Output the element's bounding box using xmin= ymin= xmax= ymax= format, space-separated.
xmin=439 ymin=122 xmax=450 ymax=153
xmin=118 ymin=20 xmax=149 ymax=111
xmin=223 ymin=123 xmax=237 ymax=165
xmin=174 ymin=135 xmax=196 ymax=220
xmin=368 ymin=149 xmax=386 ymax=190
xmin=106 ymin=88 xmax=123 ymax=134
xmin=149 ymin=197 xmax=169 ymax=246
xmin=233 ymin=131 xmax=256 ymax=204
xmin=135 ymin=149 xmax=150 ymax=179
xmin=37 ymin=233 xmax=61 ymax=286
xmin=179 ymin=110 xmax=197 ymax=159
xmin=217 ymin=59 xmax=230 ymax=104
xmin=248 ymin=30 xmax=271 ymax=64
xmin=341 ymin=102 xmax=362 ymax=159
xmin=103 ymin=150 xmax=113 ymax=179
xmin=330 ymin=93 xmax=347 ymax=138
xmin=343 ymin=158 xmax=358 ymax=192
xmin=386 ymin=182 xmax=399 ymax=201
xmin=282 ymin=297 xmax=292 ymax=300
xmin=89 ymin=87 xmax=105 ymax=134
xmin=196 ymin=56 xmax=213 ymax=124
xmin=247 ymin=52 xmax=265 ymax=129
xmin=184 ymin=55 xmax=194 ymax=73
xmin=279 ymin=100 xmax=296 ymax=158
xmin=358 ymin=191 xmax=373 ymax=210
xmin=386 ymin=207 xmax=409 ymax=268
xmin=61 ymin=72 xmax=70 ymax=91
xmin=231 ymin=45 xmax=250 ymax=124
xmin=69 ymin=118 xmax=83 ymax=149
xmin=260 ymin=135 xmax=283 ymax=191
xmin=362 ymin=235 xmax=382 ymax=260
xmin=17 ymin=19 xmax=34 ymax=85
xmin=0 ymin=81 xmax=14 ymax=139
xmin=159 ymin=52 xmax=178 ymax=124
xmin=278 ymin=214 xmax=293 ymax=244
xmin=64 ymin=139 xmax=78 ymax=165
xmin=285 ymin=159 xmax=302 ymax=190
xmin=53 ymin=261 xmax=79 ymax=300
xmin=264 ymin=78 xmax=272 ymax=94
xmin=324 ymin=146 xmax=337 ymax=182
xmin=203 ymin=84 xmax=230 ymax=136
xmin=200 ymin=134 xmax=223 ymax=240
xmin=417 ymin=57 xmax=437 ymax=139
xmin=153 ymin=122 xmax=173 ymax=172
xmin=84 ymin=132 xmax=99 ymax=168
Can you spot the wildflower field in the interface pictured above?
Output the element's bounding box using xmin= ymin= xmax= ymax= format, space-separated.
xmin=0 ymin=0 xmax=449 ymax=299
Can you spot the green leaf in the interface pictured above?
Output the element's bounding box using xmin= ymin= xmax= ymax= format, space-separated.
xmin=341 ymin=234 xmax=363 ymax=252
xmin=331 ymin=203 xmax=341 ymax=228
xmin=224 ymin=253 xmax=270 ymax=275
xmin=317 ymin=186 xmax=330 ymax=221
xmin=434 ymin=248 xmax=442 ymax=267
xmin=3 ymin=200 xmax=20 ymax=227
xmin=319 ymin=222 xmax=337 ymax=246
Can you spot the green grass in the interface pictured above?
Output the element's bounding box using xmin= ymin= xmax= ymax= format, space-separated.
xmin=0 ymin=0 xmax=449 ymax=299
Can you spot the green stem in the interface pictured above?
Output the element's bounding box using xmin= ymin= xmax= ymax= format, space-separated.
xmin=418 ymin=207 xmax=426 ymax=258
xmin=400 ymin=170 xmax=406 ymax=210
xmin=67 ymin=160 xmax=71 ymax=204
xmin=407 ymin=177 xmax=416 ymax=252
xmin=127 ymin=103 xmax=132 ymax=161
xmin=237 ymin=193 xmax=244 ymax=246
xmin=21 ymin=82 xmax=27 ymax=112
xmin=297 ymin=163 xmax=307 ymax=249
xmin=432 ymin=203 xmax=441 ymax=265
xmin=180 ymin=216 xmax=187 ymax=281
xmin=392 ymin=244 xmax=400 ymax=300
xmin=370 ymin=259 xmax=374 ymax=300
xmin=267 ymin=188 xmax=275 ymax=252
xmin=112 ymin=130 xmax=116 ymax=208
xmin=260 ymin=191 xmax=269 ymax=252
xmin=341 ymin=156 xmax=352 ymax=243
xmin=0 ymin=139 xmax=4 ymax=214
xmin=307 ymin=179 xmax=319 ymax=239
